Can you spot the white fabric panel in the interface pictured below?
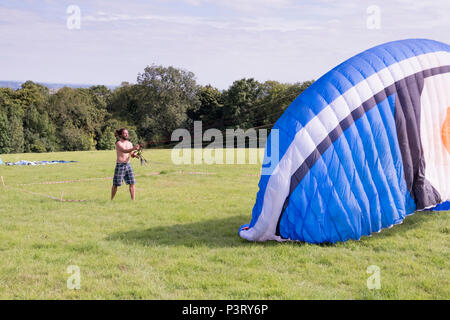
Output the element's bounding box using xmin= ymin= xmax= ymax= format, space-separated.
xmin=420 ymin=73 xmax=450 ymax=201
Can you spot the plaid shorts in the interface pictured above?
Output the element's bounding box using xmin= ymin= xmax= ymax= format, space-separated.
xmin=113 ymin=162 xmax=136 ymax=186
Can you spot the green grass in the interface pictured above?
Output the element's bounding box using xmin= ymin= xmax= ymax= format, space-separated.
xmin=0 ymin=149 xmax=448 ymax=299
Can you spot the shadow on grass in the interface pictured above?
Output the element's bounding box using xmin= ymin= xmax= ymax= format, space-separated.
xmin=106 ymin=210 xmax=439 ymax=248
xmin=106 ymin=215 xmax=282 ymax=248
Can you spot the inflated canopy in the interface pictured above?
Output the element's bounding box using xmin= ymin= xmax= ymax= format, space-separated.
xmin=240 ymin=38 xmax=450 ymax=244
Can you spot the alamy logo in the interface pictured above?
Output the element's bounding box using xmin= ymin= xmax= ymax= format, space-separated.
xmin=66 ymin=5 xmax=81 ymax=30
xmin=67 ymin=265 xmax=81 ymax=290
xmin=171 ymin=121 xmax=280 ymax=175
xmin=366 ymin=5 xmax=381 ymax=30
xmin=366 ymin=265 xmax=381 ymax=290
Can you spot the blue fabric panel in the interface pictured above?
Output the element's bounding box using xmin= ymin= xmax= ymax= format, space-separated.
xmin=279 ymin=95 xmax=416 ymax=243
xmin=429 ymin=201 xmax=450 ymax=211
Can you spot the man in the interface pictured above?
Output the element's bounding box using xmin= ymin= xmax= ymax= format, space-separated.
xmin=111 ymin=128 xmax=140 ymax=201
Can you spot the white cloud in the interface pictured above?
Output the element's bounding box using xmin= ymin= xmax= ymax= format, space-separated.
xmin=82 ymin=11 xmax=325 ymax=32
xmin=180 ymin=0 xmax=295 ymax=10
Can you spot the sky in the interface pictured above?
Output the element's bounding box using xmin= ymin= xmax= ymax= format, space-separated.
xmin=0 ymin=0 xmax=449 ymax=89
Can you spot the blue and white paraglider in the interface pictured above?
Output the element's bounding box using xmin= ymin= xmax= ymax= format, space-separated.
xmin=240 ymin=38 xmax=450 ymax=244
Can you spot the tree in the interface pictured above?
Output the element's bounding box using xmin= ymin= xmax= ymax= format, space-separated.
xmin=0 ymin=88 xmax=24 ymax=153
xmin=222 ymin=78 xmax=263 ymax=129
xmin=48 ymin=87 xmax=108 ymax=151
xmin=97 ymin=127 xmax=116 ymax=150
xmin=248 ymin=80 xmax=315 ymax=128
xmin=107 ymin=83 xmax=141 ymax=125
xmin=0 ymin=68 xmax=313 ymax=154
xmin=0 ymin=111 xmax=11 ymax=153
xmin=188 ymin=85 xmax=224 ymax=130
xmin=134 ymin=64 xmax=200 ymax=142
xmin=16 ymin=81 xmax=57 ymax=152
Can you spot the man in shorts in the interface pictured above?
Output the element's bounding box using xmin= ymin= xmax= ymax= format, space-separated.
xmin=111 ymin=128 xmax=140 ymax=201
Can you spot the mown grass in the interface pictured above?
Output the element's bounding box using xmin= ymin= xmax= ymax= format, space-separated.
xmin=0 ymin=149 xmax=448 ymax=299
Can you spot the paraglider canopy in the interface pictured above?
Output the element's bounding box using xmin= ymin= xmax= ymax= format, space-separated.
xmin=240 ymin=38 xmax=450 ymax=244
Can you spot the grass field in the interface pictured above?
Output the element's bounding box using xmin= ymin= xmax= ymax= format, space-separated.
xmin=0 ymin=149 xmax=448 ymax=299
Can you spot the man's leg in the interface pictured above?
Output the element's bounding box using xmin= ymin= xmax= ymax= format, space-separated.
xmin=112 ymin=163 xmax=125 ymax=200
xmin=125 ymin=163 xmax=136 ymax=201
xmin=129 ymin=184 xmax=135 ymax=201
xmin=111 ymin=185 xmax=118 ymax=200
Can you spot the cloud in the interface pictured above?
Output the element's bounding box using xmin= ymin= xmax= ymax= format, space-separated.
xmin=180 ymin=0 xmax=295 ymax=10
xmin=82 ymin=11 xmax=325 ymax=32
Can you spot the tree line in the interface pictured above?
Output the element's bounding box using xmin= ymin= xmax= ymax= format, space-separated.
xmin=0 ymin=65 xmax=313 ymax=153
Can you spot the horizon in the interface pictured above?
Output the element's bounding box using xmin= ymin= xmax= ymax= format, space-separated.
xmin=0 ymin=79 xmax=118 ymax=89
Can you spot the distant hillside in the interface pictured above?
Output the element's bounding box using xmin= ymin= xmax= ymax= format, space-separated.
xmin=0 ymin=80 xmax=117 ymax=91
